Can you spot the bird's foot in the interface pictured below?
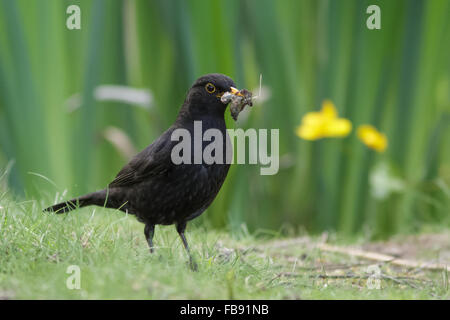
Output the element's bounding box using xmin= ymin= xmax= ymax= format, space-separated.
xmin=188 ymin=257 xmax=198 ymax=272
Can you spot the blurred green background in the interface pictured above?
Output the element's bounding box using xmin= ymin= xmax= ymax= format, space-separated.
xmin=0 ymin=0 xmax=449 ymax=238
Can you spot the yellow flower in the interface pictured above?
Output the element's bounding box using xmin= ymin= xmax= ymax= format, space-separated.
xmin=323 ymin=118 xmax=352 ymax=137
xmin=296 ymin=121 xmax=323 ymax=140
xmin=321 ymin=100 xmax=338 ymax=119
xmin=296 ymin=100 xmax=352 ymax=140
xmin=357 ymin=125 xmax=388 ymax=152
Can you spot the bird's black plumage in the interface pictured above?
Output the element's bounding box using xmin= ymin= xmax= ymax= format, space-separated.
xmin=44 ymin=73 xmax=238 ymax=269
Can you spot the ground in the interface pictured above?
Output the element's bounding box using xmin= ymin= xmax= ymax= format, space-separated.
xmin=0 ymin=200 xmax=449 ymax=299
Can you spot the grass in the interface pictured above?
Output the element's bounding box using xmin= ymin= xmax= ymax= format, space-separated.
xmin=1 ymin=194 xmax=448 ymax=300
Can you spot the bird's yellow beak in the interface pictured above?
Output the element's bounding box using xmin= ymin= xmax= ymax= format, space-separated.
xmin=229 ymin=87 xmax=244 ymax=97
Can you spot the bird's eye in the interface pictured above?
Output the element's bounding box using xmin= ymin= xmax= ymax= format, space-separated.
xmin=205 ymin=83 xmax=216 ymax=94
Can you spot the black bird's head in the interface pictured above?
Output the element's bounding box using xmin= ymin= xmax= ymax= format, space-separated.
xmin=182 ymin=73 xmax=240 ymax=119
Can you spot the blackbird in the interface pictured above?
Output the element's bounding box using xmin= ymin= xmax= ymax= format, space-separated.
xmin=44 ymin=73 xmax=244 ymax=269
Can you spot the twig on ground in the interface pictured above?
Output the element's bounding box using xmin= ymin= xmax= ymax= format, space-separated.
xmin=278 ymin=272 xmax=432 ymax=285
xmin=317 ymin=243 xmax=450 ymax=272
xmin=282 ymin=261 xmax=375 ymax=271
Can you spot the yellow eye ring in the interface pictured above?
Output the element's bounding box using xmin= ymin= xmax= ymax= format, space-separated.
xmin=205 ymin=83 xmax=216 ymax=94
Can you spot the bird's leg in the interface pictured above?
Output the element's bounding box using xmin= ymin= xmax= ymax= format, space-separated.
xmin=176 ymin=222 xmax=198 ymax=271
xmin=144 ymin=224 xmax=155 ymax=253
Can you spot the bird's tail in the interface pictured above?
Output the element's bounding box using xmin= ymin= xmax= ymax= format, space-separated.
xmin=43 ymin=189 xmax=109 ymax=214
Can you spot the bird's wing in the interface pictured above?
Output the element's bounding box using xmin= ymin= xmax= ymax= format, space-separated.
xmin=108 ymin=128 xmax=176 ymax=188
